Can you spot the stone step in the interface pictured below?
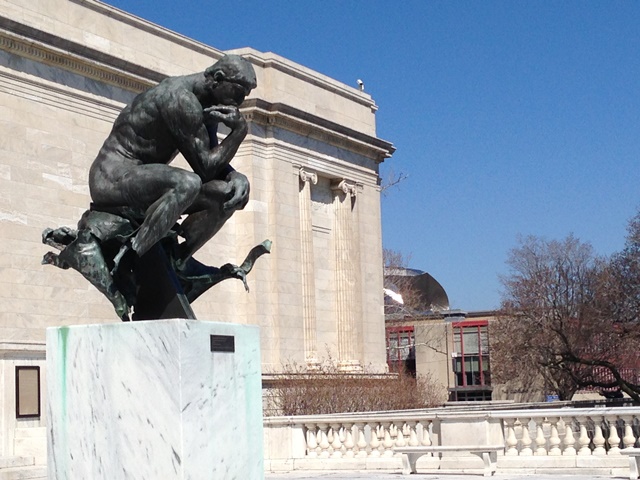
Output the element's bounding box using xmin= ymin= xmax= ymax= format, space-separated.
xmin=0 ymin=466 xmax=46 ymax=480
xmin=0 ymin=459 xmax=33 ymax=470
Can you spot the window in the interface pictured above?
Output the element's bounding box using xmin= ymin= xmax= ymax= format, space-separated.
xmin=15 ymin=366 xmax=41 ymax=419
xmin=450 ymin=321 xmax=492 ymax=401
xmin=386 ymin=326 xmax=415 ymax=375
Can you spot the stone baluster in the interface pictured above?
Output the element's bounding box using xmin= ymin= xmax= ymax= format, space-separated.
xmin=607 ymin=417 xmax=621 ymax=455
xmin=419 ymin=420 xmax=433 ymax=447
xmin=622 ymin=416 xmax=637 ymax=448
xmin=504 ymin=418 xmax=519 ymax=456
xmin=343 ymin=424 xmax=355 ymax=458
xmin=369 ymin=424 xmax=381 ymax=457
xmin=340 ymin=427 xmax=348 ymax=453
xmin=534 ymin=418 xmax=547 ymax=456
xmin=331 ymin=179 xmax=362 ymax=372
xmin=389 ymin=423 xmax=397 ymax=440
xmin=591 ymin=417 xmax=606 ymax=456
xmin=305 ymin=423 xmax=319 ymax=457
xmin=548 ymin=417 xmax=561 ymax=456
xmin=520 ymin=418 xmax=533 ymax=456
xmin=330 ymin=424 xmax=343 ymax=458
xmin=317 ymin=423 xmax=331 ymax=458
xmin=381 ymin=422 xmax=395 ymax=456
xmin=395 ymin=422 xmax=407 ymax=448
xmin=562 ymin=418 xmax=577 ymax=456
xmin=354 ymin=422 xmax=368 ymax=458
xmin=407 ymin=421 xmax=420 ymax=447
xmin=298 ymin=168 xmax=319 ymax=369
xmin=577 ymin=419 xmax=592 ymax=456
xmin=327 ymin=427 xmax=335 ymax=455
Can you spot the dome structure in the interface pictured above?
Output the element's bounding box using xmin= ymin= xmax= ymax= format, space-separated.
xmin=384 ymin=267 xmax=449 ymax=314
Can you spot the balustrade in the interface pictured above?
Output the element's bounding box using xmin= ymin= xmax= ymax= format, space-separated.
xmin=492 ymin=411 xmax=640 ymax=457
xmin=294 ymin=417 xmax=437 ymax=459
xmin=267 ymin=407 xmax=640 ymax=468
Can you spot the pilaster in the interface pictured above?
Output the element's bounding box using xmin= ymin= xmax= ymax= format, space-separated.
xmin=331 ymin=179 xmax=363 ymax=372
xmin=298 ymin=167 xmax=320 ymax=369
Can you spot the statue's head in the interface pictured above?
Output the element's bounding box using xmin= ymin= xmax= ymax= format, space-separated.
xmin=205 ymin=55 xmax=257 ymax=106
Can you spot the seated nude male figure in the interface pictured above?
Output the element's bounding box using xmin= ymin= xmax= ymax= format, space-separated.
xmin=88 ymin=54 xmax=257 ymax=270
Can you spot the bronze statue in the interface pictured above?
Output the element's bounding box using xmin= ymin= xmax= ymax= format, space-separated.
xmin=42 ymin=55 xmax=270 ymax=321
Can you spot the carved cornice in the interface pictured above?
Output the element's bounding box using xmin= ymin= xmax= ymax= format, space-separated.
xmin=0 ymin=67 xmax=122 ymax=122
xmin=0 ymin=16 xmax=159 ymax=93
xmin=242 ymin=99 xmax=395 ymax=164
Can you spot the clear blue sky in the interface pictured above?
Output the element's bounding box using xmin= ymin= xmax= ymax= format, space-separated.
xmin=104 ymin=1 xmax=640 ymax=311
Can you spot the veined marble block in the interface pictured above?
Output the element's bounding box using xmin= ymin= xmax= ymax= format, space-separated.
xmin=46 ymin=319 xmax=263 ymax=480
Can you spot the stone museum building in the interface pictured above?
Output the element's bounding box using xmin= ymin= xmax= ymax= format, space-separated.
xmin=0 ymin=0 xmax=394 ymax=463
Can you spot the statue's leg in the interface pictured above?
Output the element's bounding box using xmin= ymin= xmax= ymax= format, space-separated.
xmin=129 ymin=171 xmax=202 ymax=256
xmin=91 ymin=161 xmax=202 ymax=259
xmin=177 ymin=179 xmax=234 ymax=263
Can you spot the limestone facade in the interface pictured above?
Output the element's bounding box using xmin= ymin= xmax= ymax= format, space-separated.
xmin=0 ymin=0 xmax=393 ymax=460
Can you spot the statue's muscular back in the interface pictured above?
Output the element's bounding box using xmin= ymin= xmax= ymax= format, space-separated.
xmin=88 ymin=74 xmax=207 ymax=208
xmin=98 ymin=74 xmax=203 ymax=166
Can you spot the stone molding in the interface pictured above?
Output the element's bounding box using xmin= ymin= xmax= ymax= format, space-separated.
xmin=0 ymin=342 xmax=46 ymax=356
xmin=243 ymin=98 xmax=394 ymax=163
xmin=231 ymin=48 xmax=378 ymax=112
xmin=0 ymin=65 xmax=123 ymax=122
xmin=260 ymin=137 xmax=379 ymax=187
xmin=0 ymin=16 xmax=159 ymax=93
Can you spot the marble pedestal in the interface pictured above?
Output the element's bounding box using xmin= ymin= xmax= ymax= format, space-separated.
xmin=46 ymin=319 xmax=263 ymax=479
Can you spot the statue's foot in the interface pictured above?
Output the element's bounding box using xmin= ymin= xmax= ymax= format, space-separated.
xmin=42 ymin=251 xmax=70 ymax=269
xmin=42 ymin=226 xmax=77 ymax=250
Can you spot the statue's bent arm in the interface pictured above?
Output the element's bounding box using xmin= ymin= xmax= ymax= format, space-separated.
xmin=163 ymin=91 xmax=247 ymax=183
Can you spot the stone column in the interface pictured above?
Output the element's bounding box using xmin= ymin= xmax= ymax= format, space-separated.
xmin=298 ymin=168 xmax=319 ymax=369
xmin=331 ymin=179 xmax=362 ymax=372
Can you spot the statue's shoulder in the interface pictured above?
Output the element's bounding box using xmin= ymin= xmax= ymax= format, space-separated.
xmin=154 ymin=92 xmax=202 ymax=135
xmin=150 ymin=75 xmax=195 ymax=102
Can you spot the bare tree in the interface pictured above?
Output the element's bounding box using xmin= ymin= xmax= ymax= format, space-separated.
xmin=380 ymin=169 xmax=409 ymax=196
xmin=573 ymin=210 xmax=640 ymax=400
xmin=493 ymin=235 xmax=604 ymax=400
xmin=494 ymin=221 xmax=640 ymax=402
xmin=603 ymin=211 xmax=640 ymax=325
xmin=264 ymin=358 xmax=445 ymax=416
